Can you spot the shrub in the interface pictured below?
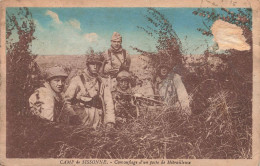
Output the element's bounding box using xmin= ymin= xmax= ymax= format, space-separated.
xmin=6 ymin=7 xmax=42 ymax=115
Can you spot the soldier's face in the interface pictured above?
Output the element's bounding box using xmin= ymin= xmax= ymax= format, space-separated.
xmin=111 ymin=40 xmax=122 ymax=50
xmin=87 ymin=63 xmax=101 ymax=75
xmin=118 ymin=80 xmax=129 ymax=91
xmin=49 ymin=76 xmax=66 ymax=93
xmin=160 ymin=67 xmax=169 ymax=76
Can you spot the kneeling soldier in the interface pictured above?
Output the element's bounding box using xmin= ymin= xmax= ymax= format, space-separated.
xmin=112 ymin=70 xmax=138 ymax=125
xmin=64 ymin=53 xmax=115 ymax=129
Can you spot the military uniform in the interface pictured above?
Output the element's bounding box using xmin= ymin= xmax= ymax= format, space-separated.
xmin=28 ymin=66 xmax=68 ymax=122
xmin=29 ymin=83 xmax=63 ymax=121
xmin=103 ymin=48 xmax=131 ymax=77
xmin=102 ymin=32 xmax=131 ymax=91
xmin=112 ymin=88 xmax=137 ymax=123
xmin=64 ymin=69 xmax=115 ymax=129
xmin=154 ymin=63 xmax=191 ymax=116
xmin=111 ymin=71 xmax=137 ymax=125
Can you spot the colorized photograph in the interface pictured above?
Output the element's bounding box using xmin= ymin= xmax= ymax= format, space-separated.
xmin=6 ymin=7 xmax=252 ymax=159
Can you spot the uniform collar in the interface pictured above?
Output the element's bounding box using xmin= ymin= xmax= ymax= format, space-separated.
xmin=109 ymin=47 xmax=123 ymax=54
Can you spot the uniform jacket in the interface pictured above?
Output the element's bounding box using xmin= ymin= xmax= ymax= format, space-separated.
xmin=103 ymin=48 xmax=131 ymax=76
xmin=64 ymin=69 xmax=115 ymax=124
xmin=29 ymin=82 xmax=63 ymax=121
xmin=112 ymin=87 xmax=137 ymax=120
xmin=112 ymin=87 xmax=133 ymax=105
xmin=154 ymin=73 xmax=191 ymax=115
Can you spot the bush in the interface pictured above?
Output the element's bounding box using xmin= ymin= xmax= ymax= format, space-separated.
xmin=6 ymin=7 xmax=43 ymax=157
xmin=6 ymin=7 xmax=42 ymax=114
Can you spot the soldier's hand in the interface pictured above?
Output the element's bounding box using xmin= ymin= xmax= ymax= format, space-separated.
xmin=32 ymin=110 xmax=40 ymax=116
xmin=105 ymin=122 xmax=115 ymax=131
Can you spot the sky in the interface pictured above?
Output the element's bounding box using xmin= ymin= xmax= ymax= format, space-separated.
xmin=6 ymin=7 xmax=248 ymax=55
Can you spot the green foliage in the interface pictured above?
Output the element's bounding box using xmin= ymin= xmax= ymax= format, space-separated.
xmin=6 ymin=7 xmax=42 ymax=114
xmin=133 ymin=8 xmax=183 ymax=71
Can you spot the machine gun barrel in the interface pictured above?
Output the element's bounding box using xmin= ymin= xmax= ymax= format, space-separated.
xmin=135 ymin=96 xmax=165 ymax=105
xmin=117 ymin=93 xmax=165 ymax=105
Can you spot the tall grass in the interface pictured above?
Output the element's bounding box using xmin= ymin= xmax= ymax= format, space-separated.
xmin=7 ymin=88 xmax=251 ymax=159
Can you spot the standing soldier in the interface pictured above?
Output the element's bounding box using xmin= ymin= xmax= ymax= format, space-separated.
xmin=103 ymin=32 xmax=131 ymax=76
xmin=29 ymin=66 xmax=69 ymax=122
xmin=102 ymin=32 xmax=131 ymax=91
xmin=63 ymin=53 xmax=115 ymax=129
xmin=153 ymin=62 xmax=191 ymax=116
xmin=112 ymin=70 xmax=138 ymax=126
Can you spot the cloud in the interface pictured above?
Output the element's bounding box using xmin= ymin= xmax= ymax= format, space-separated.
xmin=68 ymin=19 xmax=81 ymax=30
xmin=31 ymin=11 xmax=108 ymax=55
xmin=32 ymin=20 xmax=106 ymax=55
xmin=45 ymin=10 xmax=62 ymax=24
xmin=211 ymin=20 xmax=250 ymax=51
xmin=84 ymin=33 xmax=98 ymax=42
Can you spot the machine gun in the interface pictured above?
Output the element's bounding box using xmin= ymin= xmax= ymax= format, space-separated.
xmin=114 ymin=92 xmax=165 ymax=107
xmin=113 ymin=92 xmax=165 ymax=118
xmin=133 ymin=94 xmax=165 ymax=106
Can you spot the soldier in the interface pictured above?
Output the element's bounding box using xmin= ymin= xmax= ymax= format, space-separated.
xmin=102 ymin=32 xmax=131 ymax=91
xmin=112 ymin=70 xmax=138 ymax=126
xmin=103 ymin=32 xmax=131 ymax=76
xmin=64 ymin=53 xmax=115 ymax=129
xmin=29 ymin=66 xmax=69 ymax=122
xmin=153 ymin=62 xmax=191 ymax=116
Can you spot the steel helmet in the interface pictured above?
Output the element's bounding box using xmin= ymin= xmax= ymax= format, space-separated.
xmin=116 ymin=70 xmax=132 ymax=81
xmin=45 ymin=66 xmax=68 ymax=80
xmin=86 ymin=53 xmax=104 ymax=65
